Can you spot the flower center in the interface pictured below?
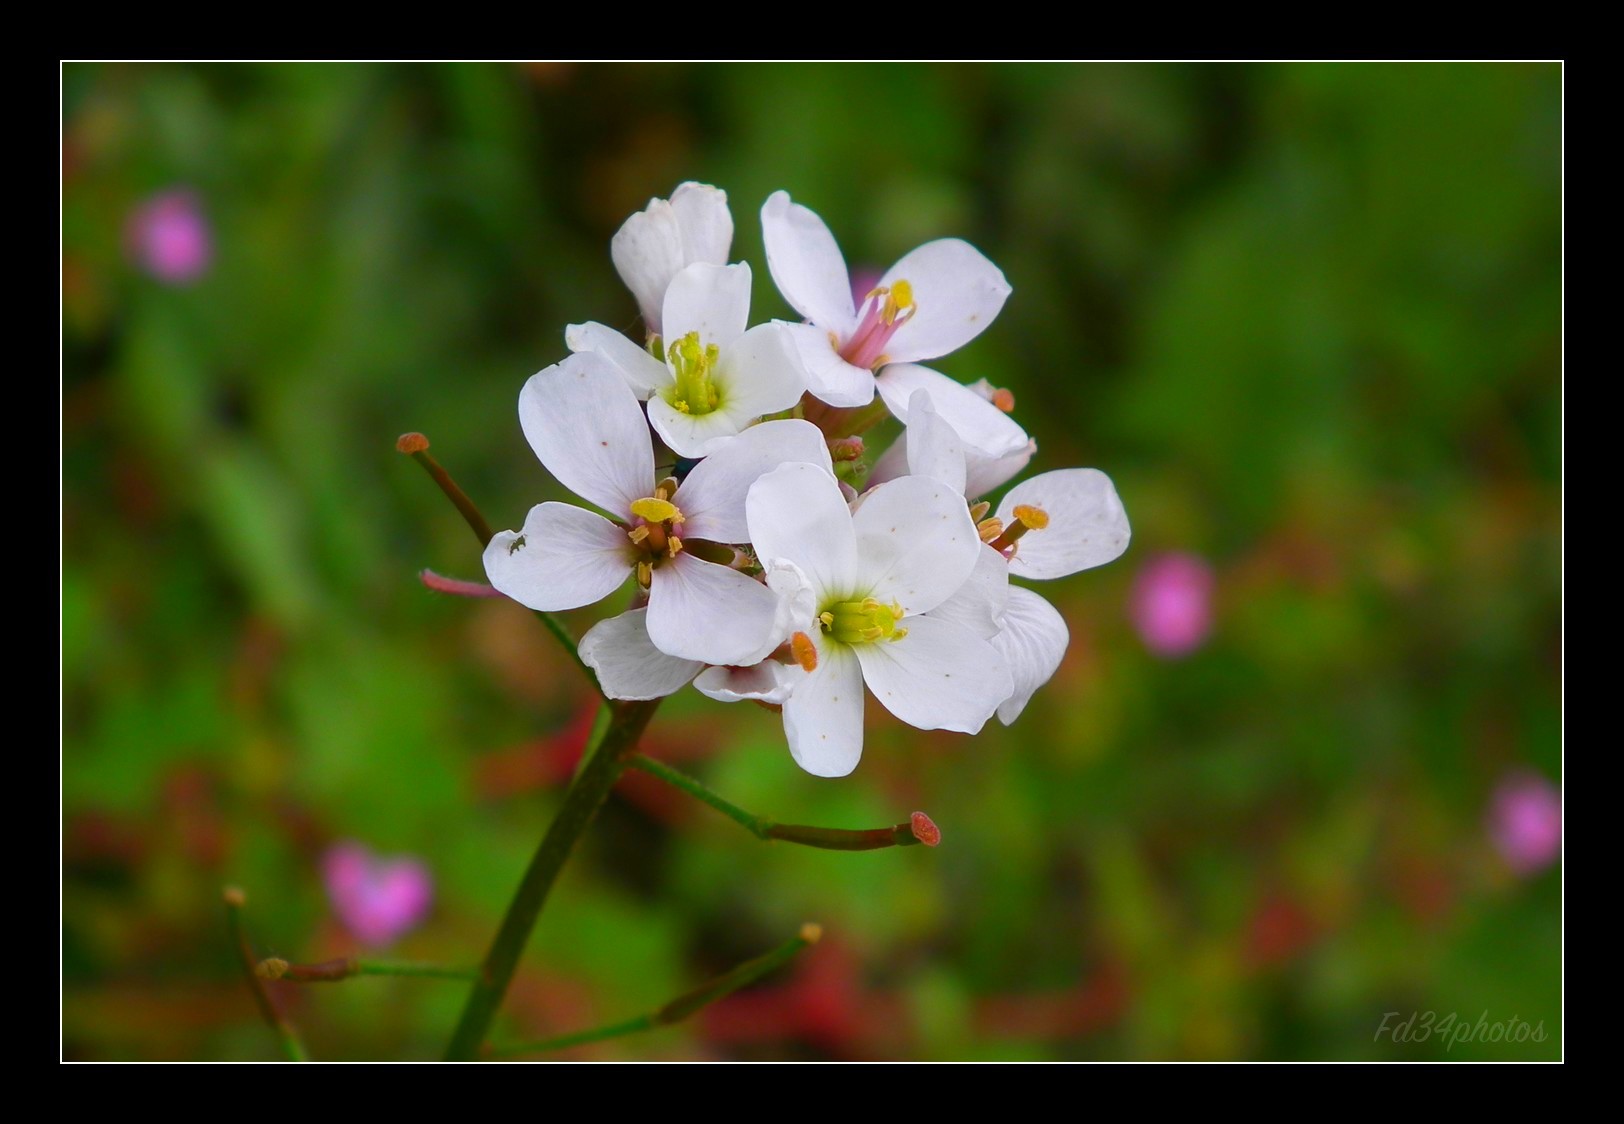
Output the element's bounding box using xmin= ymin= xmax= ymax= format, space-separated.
xmin=818 ymin=596 xmax=907 ymax=645
xmin=839 ymin=281 xmax=916 ymax=370
xmin=627 ymin=479 xmax=685 ymax=586
xmin=666 ymin=331 xmax=721 ymax=416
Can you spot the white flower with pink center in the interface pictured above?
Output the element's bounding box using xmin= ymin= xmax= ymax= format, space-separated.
xmin=744 ymin=462 xmax=1013 ymax=777
xmin=567 ymin=261 xmax=805 ymax=458
xmin=483 ymin=351 xmax=832 ymax=668
xmin=760 ymin=191 xmax=1015 ymax=414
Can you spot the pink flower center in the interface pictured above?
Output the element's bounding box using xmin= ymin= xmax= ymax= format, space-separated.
xmin=839 ymin=281 xmax=915 ymax=370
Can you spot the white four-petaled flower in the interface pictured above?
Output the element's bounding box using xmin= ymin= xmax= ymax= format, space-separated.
xmin=568 ymin=262 xmax=805 ymax=458
xmin=483 ymin=350 xmax=831 ymax=668
xmin=745 ymin=462 xmax=1013 ymax=777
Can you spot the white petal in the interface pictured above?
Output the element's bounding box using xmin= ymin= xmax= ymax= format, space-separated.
xmin=964 ymin=438 xmax=1037 ymax=498
xmin=854 ymin=616 xmax=1010 ymax=734
xmin=996 ymin=468 xmax=1131 ymax=580
xmin=875 ymin=364 xmax=1030 ymax=459
xmin=695 ymin=661 xmax=797 ymax=705
xmin=850 ymin=476 xmax=980 ymax=615
xmin=662 ymin=261 xmax=751 ymax=351
xmin=520 ymin=352 xmax=654 ymax=517
xmin=579 ymin=608 xmax=702 ymax=701
xmin=646 ymin=393 xmax=748 ymax=459
xmin=902 ymin=389 xmax=967 ymax=494
xmin=925 ymin=543 xmax=1010 ymax=640
xmin=712 ymin=323 xmax=808 ymax=425
xmin=565 ymin=321 xmax=671 ymax=400
xmin=766 ymin=559 xmax=821 ymax=638
xmin=760 ymin=191 xmax=857 ymax=337
xmin=781 ymin=635 xmax=866 ymax=777
xmin=993 ymin=587 xmax=1069 ymax=725
xmin=878 ymin=238 xmax=1011 ymax=364
xmin=675 ymin=419 xmax=833 ymax=544
xmin=483 ymin=503 xmax=631 ymax=612
xmin=669 ymin=182 xmax=732 ymax=266
xmin=610 ymin=198 xmax=684 ymax=333
xmin=646 ymin=554 xmax=782 ymax=666
xmin=779 ymin=321 xmax=875 ymax=408
xmin=748 ymin=463 xmax=859 ymax=602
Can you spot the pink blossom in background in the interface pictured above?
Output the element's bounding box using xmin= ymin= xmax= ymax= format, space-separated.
xmin=1130 ymin=552 xmax=1215 ymax=657
xmin=125 ymin=189 xmax=213 ymax=284
xmin=1488 ymin=771 xmax=1561 ymax=875
xmin=322 ymin=842 xmax=433 ymax=946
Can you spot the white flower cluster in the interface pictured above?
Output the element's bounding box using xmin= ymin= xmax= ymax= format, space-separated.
xmin=486 ymin=183 xmax=1130 ymax=778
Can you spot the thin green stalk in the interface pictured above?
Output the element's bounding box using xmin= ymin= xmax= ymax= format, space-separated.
xmin=256 ymin=957 xmax=477 ymax=983
xmin=488 ymin=925 xmax=820 ymax=1058
xmin=397 ymin=431 xmax=599 ymax=693
xmin=224 ymin=887 xmax=309 ymax=1062
xmin=444 ymin=698 xmax=662 ymax=1061
xmin=628 ymin=754 xmax=941 ymax=850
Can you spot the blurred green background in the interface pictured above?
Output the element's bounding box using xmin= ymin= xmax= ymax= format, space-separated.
xmin=62 ymin=62 xmax=1561 ymax=1061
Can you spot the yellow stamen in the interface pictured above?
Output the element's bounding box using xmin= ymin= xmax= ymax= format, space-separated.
xmin=630 ymin=497 xmax=683 ymax=524
xmin=1012 ymin=504 xmax=1049 ymax=530
xmin=635 ymin=561 xmax=653 ymax=588
xmin=969 ymin=501 xmax=991 ymax=522
xmin=978 ymin=517 xmax=1004 ymax=543
xmin=627 ymin=526 xmax=651 ymax=546
xmin=888 ymin=279 xmax=914 ymax=318
xmin=666 ymin=535 xmax=683 ymax=558
xmin=820 ymin=597 xmax=906 ymax=645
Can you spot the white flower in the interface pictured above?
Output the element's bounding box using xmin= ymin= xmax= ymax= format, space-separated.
xmin=880 ymin=392 xmax=1131 ymax=723
xmin=745 ymin=462 xmax=1013 ymax=777
xmin=483 ymin=351 xmax=832 ymax=668
xmin=759 ymin=190 xmax=1013 ymax=413
xmin=611 ymin=182 xmax=732 ymax=335
xmin=567 ymin=262 xmax=805 ymax=458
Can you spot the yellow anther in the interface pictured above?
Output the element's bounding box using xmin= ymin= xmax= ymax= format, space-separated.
xmin=888 ymin=279 xmax=914 ymax=316
xmin=791 ymin=632 xmax=818 ymax=672
xmin=635 ymin=561 xmax=653 ymax=588
xmin=630 ymin=497 xmax=683 ymax=524
xmin=890 ymin=627 xmax=908 ymax=642
xmin=1012 ymin=504 xmax=1049 ymax=530
xmin=666 ymin=535 xmax=683 ymax=558
xmin=978 ymin=517 xmax=1004 ymax=543
xmin=655 ymin=477 xmax=680 ymax=501
xmin=819 ymin=611 xmax=835 ymax=629
xmin=627 ymin=525 xmax=651 ymax=546
xmin=969 ymin=501 xmax=991 ymax=522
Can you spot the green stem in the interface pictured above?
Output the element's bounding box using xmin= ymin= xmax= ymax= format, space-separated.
xmin=256 ymin=957 xmax=477 ymax=982
xmin=224 ymin=887 xmax=309 ymax=1062
xmin=628 ymin=754 xmax=940 ymax=850
xmin=444 ymin=698 xmax=662 ymax=1061
xmin=488 ymin=926 xmax=819 ymax=1058
xmin=398 ymin=432 xmax=599 ymax=693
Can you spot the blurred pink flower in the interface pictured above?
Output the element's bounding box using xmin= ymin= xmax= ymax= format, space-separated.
xmin=1488 ymin=771 xmax=1561 ymax=875
xmin=322 ymin=842 xmax=433 ymax=946
xmin=126 ymin=188 xmax=213 ymax=284
xmin=1130 ymin=552 xmax=1214 ymax=657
